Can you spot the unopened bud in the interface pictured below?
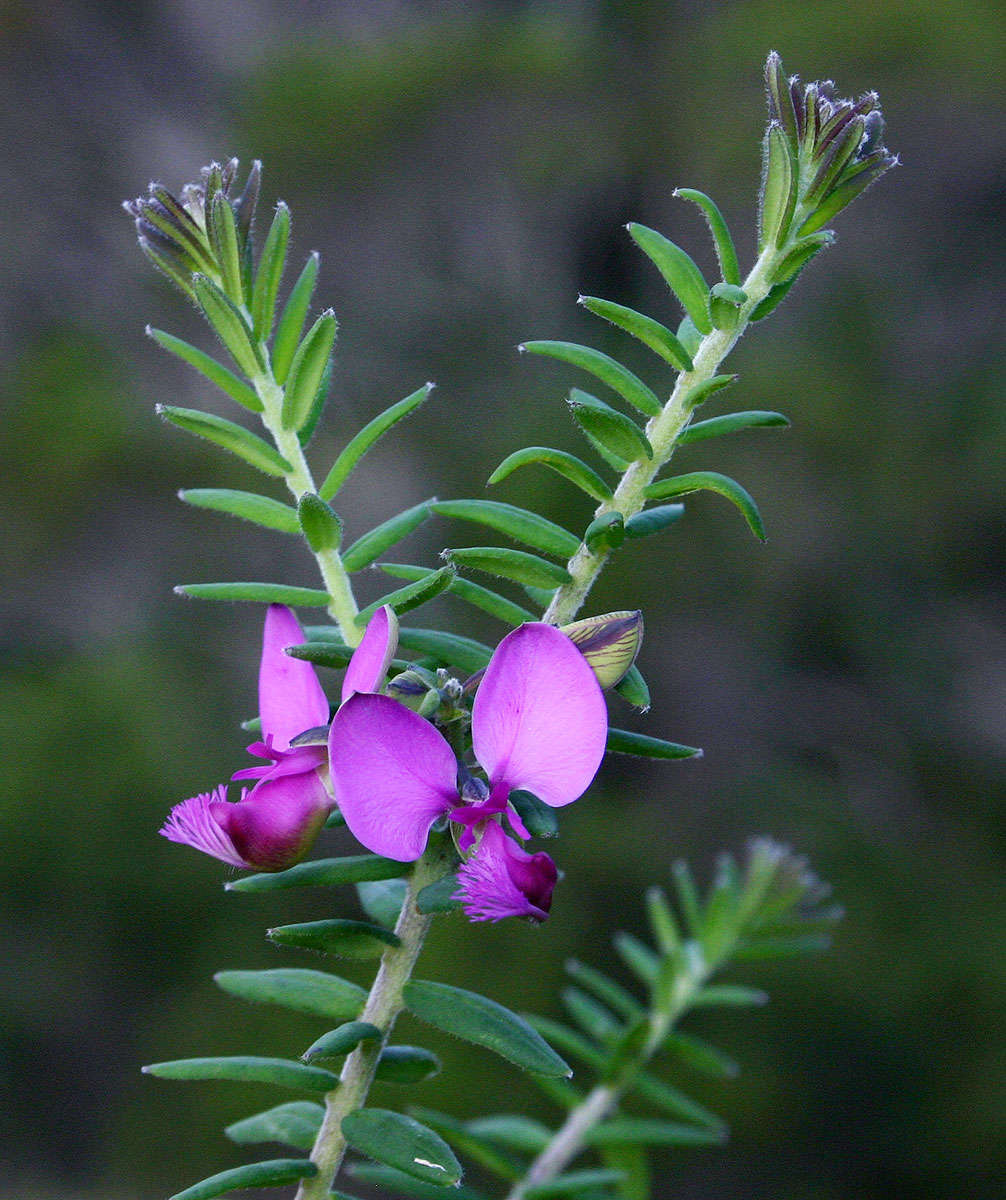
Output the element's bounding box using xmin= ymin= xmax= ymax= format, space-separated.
xmin=387 ymin=668 xmax=441 ymax=716
xmin=560 ymin=609 xmax=643 ymax=689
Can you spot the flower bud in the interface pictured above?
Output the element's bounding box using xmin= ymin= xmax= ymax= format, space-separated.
xmin=560 ymin=609 xmax=643 ymax=689
xmin=386 ymin=668 xmax=440 ymax=716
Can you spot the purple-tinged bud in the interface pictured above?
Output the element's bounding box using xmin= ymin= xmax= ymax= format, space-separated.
xmin=560 ymin=609 xmax=643 ymax=689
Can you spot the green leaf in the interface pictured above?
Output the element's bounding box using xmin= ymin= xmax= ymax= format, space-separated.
xmin=488 ymin=446 xmax=613 ymax=502
xmin=578 ymin=296 xmax=694 ymax=372
xmin=759 ymin=124 xmax=797 ymax=250
xmin=207 ymin=190 xmax=244 ymax=305
xmin=585 ymin=511 xmax=625 ymax=552
xmin=357 ymin=877 xmax=408 ymax=927
xmin=143 ymin=1056 xmax=336 ymax=1091
xmin=302 ymin=1022 xmax=382 ymax=1064
xmin=643 ymin=471 xmax=766 ymax=541
xmin=678 ymin=410 xmax=789 ymax=444
xmin=588 ymin=1118 xmax=725 ymax=1147
xmin=416 ymin=873 xmax=463 ymax=914
xmin=297 ymin=491 xmax=342 ymax=552
xmin=524 ymin=1169 xmax=626 ymax=1197
xmin=341 ymin=1108 xmax=462 ymax=1186
xmin=623 ymin=503 xmax=685 ymax=539
xmin=670 ymin=860 xmax=702 ymax=936
xmin=672 ymin=188 xmax=741 ymax=286
xmin=407 ymin=1106 xmax=521 ymax=1181
xmin=749 ymin=277 xmax=798 ymax=322
xmin=282 ymin=310 xmax=337 ymax=430
xmin=562 ymin=986 xmax=620 ymax=1042
xmin=680 ymin=373 xmax=737 ymax=411
xmin=174 ymin=582 xmax=330 ymax=605
xmin=168 ymin=1158 xmax=317 ymax=1200
xmin=320 ymin=383 xmax=433 ymax=500
xmin=627 ymin=223 xmax=712 ymax=335
xmin=341 ymin=501 xmax=433 ymax=572
xmin=773 ymin=232 xmax=833 ymax=282
xmin=267 ymin=919 xmax=400 ymax=960
xmin=662 ymin=1031 xmax=739 ymax=1078
xmin=444 ymin=547 xmax=571 ymax=589
xmin=564 ymin=959 xmax=642 ymax=1021
xmin=606 ymin=728 xmax=701 ymax=759
xmin=396 ymin=625 xmax=493 ymax=676
xmin=226 ymin=855 xmax=408 ymax=893
xmin=178 ymin=488 xmax=299 ymax=534
xmin=354 ymin=565 xmax=456 ymax=625
xmin=380 ymin=563 xmax=535 ymax=627
xmin=614 ymin=665 xmax=650 ymax=710
xmin=376 ymin=1045 xmax=442 ymax=1084
xmin=630 ymin=1070 xmax=724 ymax=1130
xmin=692 ymin=984 xmax=769 ymax=1007
xmin=272 ymin=252 xmax=319 ymax=384
xmin=600 ymin=1143 xmax=651 ymax=1200
xmin=520 ymin=340 xmax=661 ymax=417
xmin=468 ymin=1114 xmax=552 ymax=1154
xmin=433 ymin=499 xmax=580 ymax=559
xmin=612 ymin=932 xmax=659 ymax=986
xmin=157 ymin=405 xmax=292 ymax=477
xmin=404 ymin=979 xmax=571 ymax=1077
xmin=568 ymin=389 xmax=653 ymax=463
xmin=215 ymin=968 xmax=366 ymax=1020
xmin=510 ymin=790 xmax=559 ymax=838
xmin=192 ymin=274 xmax=262 ymax=377
xmin=645 ymin=886 xmax=681 ymax=956
xmin=709 ymin=282 xmax=748 ymax=331
xmin=797 ymin=159 xmax=891 ymax=235
xmin=251 ymin=202 xmax=291 ymax=341
xmin=347 ymin=1162 xmax=489 ymax=1200
xmin=733 ymin=933 xmax=832 ymax=959
xmin=147 ymin=328 xmax=262 ymax=412
xmin=225 ymin=1101 xmax=324 ymax=1151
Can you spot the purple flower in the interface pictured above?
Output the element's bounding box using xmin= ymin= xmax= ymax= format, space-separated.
xmin=328 ymin=622 xmax=608 ymax=920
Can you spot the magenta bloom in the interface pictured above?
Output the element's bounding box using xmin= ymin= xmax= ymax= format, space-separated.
xmin=328 ymin=622 xmax=608 ymax=920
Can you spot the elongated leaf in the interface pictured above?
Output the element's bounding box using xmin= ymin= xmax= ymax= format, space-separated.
xmin=214 ymin=968 xmax=366 ymax=1020
xmin=143 ymin=1056 xmax=336 ymax=1091
xmin=445 ymin=547 xmax=571 ymax=588
xmin=579 ymin=296 xmax=694 ymax=371
xmin=320 ymin=383 xmax=433 ymax=499
xmin=749 ymin=276 xmax=798 ymax=322
xmin=268 ymin=918 xmax=400 ymax=960
xmin=380 ymin=563 xmax=535 ymax=627
xmin=565 ymin=959 xmax=642 ymax=1020
xmin=341 ymin=500 xmax=433 ymax=572
xmin=678 ymin=410 xmax=789 ymax=444
xmin=178 ymin=488 xmax=299 ymax=533
xmin=357 ymin=877 xmax=408 ymax=927
xmin=416 ymin=872 xmax=463 ymax=913
xmin=193 ymin=274 xmax=262 ymax=377
xmin=588 ymin=1118 xmax=724 ymax=1147
xmin=774 ymin=232 xmax=833 ymax=282
xmin=613 ymin=932 xmax=659 ymax=986
xmin=584 ymin=511 xmax=625 ymax=552
xmin=147 ymin=328 xmax=262 ymax=412
xmin=733 ymin=933 xmax=831 ymax=959
xmin=226 ymin=854 xmax=407 ymax=893
xmin=520 ymin=1015 xmax=604 ymax=1073
xmin=614 ymin=665 xmax=650 ymax=710
xmin=670 ymin=860 xmax=702 ymax=936
xmin=376 ymin=1045 xmax=442 ymax=1084
xmin=692 ymin=984 xmax=768 ymax=1007
xmin=468 ymin=1115 xmax=551 ymax=1155
xmin=645 ymin=886 xmax=681 ymax=956
xmin=433 ymin=499 xmax=580 ymax=559
xmin=225 ymin=1101 xmax=324 ymax=1151
xmin=510 ymin=789 xmax=559 ymax=838
xmin=525 ymin=1169 xmax=626 ymax=1197
xmin=407 ymin=1106 xmax=521 ymax=1181
xmin=662 ymin=1031 xmax=739 ymax=1078
xmin=562 ymin=986 xmax=620 ymax=1042
xmin=606 ymin=727 xmax=702 ymax=759
xmin=631 ymin=1070 xmax=724 ymax=1130
xmin=488 ymin=445 xmax=613 ymax=502
xmin=302 ymin=1022 xmax=382 ymax=1063
xmin=759 ymin=124 xmax=797 ymax=250
xmin=174 ymin=582 xmax=330 ymax=605
xmin=207 ymin=190 xmax=244 ymax=304
xmin=354 ymin=564 xmax=456 ymax=625
xmin=169 ymin=1158 xmax=317 ymax=1200
xmin=272 ymin=252 xmax=319 ymax=384
xmin=404 ymin=979 xmax=571 ymax=1077
xmin=396 ymin=625 xmax=493 ymax=675
xmin=627 ymin=223 xmax=711 ymax=334
xmin=680 ymin=373 xmax=737 ymax=411
xmin=157 ymin=405 xmax=291 ymax=476
xmin=600 ymin=1143 xmax=651 ymax=1200
xmin=282 ymin=310 xmax=337 ymax=430
xmin=643 ymin=471 xmax=766 ymax=541
xmin=672 ymin=188 xmax=741 ymax=286
xmin=347 ymin=1162 xmax=489 ymax=1200
xmin=568 ymin=389 xmax=653 ymax=463
xmin=623 ymin=503 xmax=685 ymax=539
xmin=341 ymin=1108 xmax=462 ymax=1186
xmin=521 ymin=340 xmax=661 ymax=417
xmin=251 ymin=201 xmax=290 ymax=341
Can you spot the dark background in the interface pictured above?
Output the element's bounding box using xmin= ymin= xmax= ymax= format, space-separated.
xmin=1 ymin=2 xmax=1002 ymax=1198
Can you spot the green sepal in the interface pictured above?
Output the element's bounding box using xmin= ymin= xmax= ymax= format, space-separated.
xmin=346 ymin=1162 xmax=490 ymax=1200
xmin=603 ymin=1014 xmax=651 ymax=1080
xmin=672 ymin=188 xmax=741 ymax=286
xmin=341 ymin=500 xmax=433 ymax=572
xmin=643 ymin=470 xmax=766 ymax=541
xmin=192 ymin=274 xmax=262 ymax=378
xmin=584 ymin=511 xmax=625 ymax=552
xmin=251 ymin=202 xmax=291 ymax=341
xmin=157 ymin=404 xmax=292 ymax=476
xmin=568 ymin=389 xmax=653 ymax=463
xmin=614 ymin=665 xmax=650 ymax=710
xmin=758 ymin=124 xmax=797 ymax=250
xmin=606 ymin=728 xmax=701 ymax=759
xmin=214 ymin=968 xmax=366 ymax=1020
xmin=226 ymin=855 xmax=408 ymax=893
xmin=282 ymin=310 xmax=337 ymax=430
xmin=525 ymin=1014 xmax=604 ymax=1073
xmin=174 ymin=582 xmax=330 ymax=605
xmin=709 ymin=282 xmax=747 ymax=331
xmin=206 ymin=189 xmax=244 ymax=305
xmin=662 ymin=1031 xmax=739 ymax=1078
xmin=404 ymin=979 xmax=572 ymax=1077
xmin=375 ymin=1045 xmax=442 ymax=1084
xmin=272 ymin=252 xmax=319 ymax=385
xmin=444 ymin=547 xmax=572 ymax=588
xmin=225 ymin=1101 xmax=324 ymax=1151
xmin=147 ymin=327 xmax=262 ymax=412
xmin=624 ymin=504 xmax=685 ymax=538
xmin=379 ymin=562 xmax=535 ymax=627
xmin=267 ymin=919 xmax=400 ymax=959
xmin=521 ymin=340 xmax=661 ymax=417
xmin=137 ymin=236 xmax=199 ymax=298
xmin=433 ymin=499 xmax=580 ymax=559
xmin=773 ymin=232 xmax=833 ymax=282
xmin=297 ymin=491 xmax=342 ymax=552
xmin=627 ymin=222 xmax=712 ymax=334
xmin=680 ymin=373 xmax=737 ymax=411
xmin=524 ymin=1169 xmax=627 ymax=1197
xmin=178 ymin=488 xmax=299 ymax=534
xmin=341 ymin=1108 xmax=462 ymax=1186
xmin=142 ymin=1056 xmax=336 ymax=1091
xmin=407 ymin=1106 xmax=522 ymax=1181
xmin=488 ymin=445 xmax=614 ymax=502
xmin=510 ymin=789 xmax=559 ymax=838
xmin=302 ymin=1022 xmax=382 ymax=1064
xmin=678 ymin=410 xmax=790 ymax=444
xmin=354 ymin=564 xmax=456 ymax=625
xmin=805 ymin=115 xmax=867 ymax=206
xmin=168 ymin=1158 xmax=317 ymax=1200
xmin=588 ymin=1117 xmax=725 ymax=1147
xmin=416 ymin=873 xmax=463 ymax=913
xmin=320 ymin=383 xmax=432 ymax=500
xmin=578 ymin=295 xmax=694 ymax=372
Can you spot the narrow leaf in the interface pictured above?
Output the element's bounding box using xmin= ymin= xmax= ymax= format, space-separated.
xmin=157 ymin=405 xmax=291 ymax=476
xmin=341 ymin=501 xmax=432 ymax=572
xmin=643 ymin=471 xmax=766 ymax=541
xmin=297 ymin=491 xmax=342 ymax=552
xmin=692 ymin=984 xmax=769 ymax=1007
xmin=282 ymin=310 xmax=337 ymax=430
xmin=562 ymin=986 xmax=620 ymax=1042
xmin=524 ymin=1016 xmax=606 ymax=1073
xmin=354 ymin=565 xmax=456 ymax=625
xmin=568 ymin=389 xmax=653 ymax=463
xmin=302 ymin=1022 xmax=382 ymax=1063
xmin=510 ymin=790 xmax=559 ymax=838
xmin=251 ymin=202 xmax=290 ymax=341
xmin=733 ymin=933 xmax=831 ymax=959
xmin=357 ymin=878 xmax=408 ymax=927
xmin=376 ymin=1045 xmax=442 ymax=1084
xmin=662 ymin=1031 xmax=739 ymax=1078
xmin=174 ymin=582 xmax=330 ymax=605
xmin=192 ymin=274 xmax=262 ymax=378
xmin=273 ymin=252 xmax=319 ymax=384
xmin=433 ymin=499 xmax=580 ymax=559
xmin=225 ymin=1101 xmax=324 ymax=1151
xmin=226 ymin=855 xmax=407 ymax=893
xmin=143 ymin=1056 xmax=336 ymax=1091
xmin=612 ymin=932 xmax=659 ymax=986
xmin=759 ymin=124 xmax=797 ymax=250
xmin=645 ymin=886 xmax=682 ymax=956
xmin=404 ymin=979 xmax=571 ymax=1077
xmin=207 ymin=190 xmax=244 ymax=305
xmin=671 ymin=860 xmax=702 ymax=936
xmin=631 ymin=1070 xmax=725 ymax=1130
xmin=672 ymin=188 xmax=741 ymax=286
xmin=600 ymin=1143 xmax=651 ymax=1200
xmin=147 ymin=327 xmax=262 ymax=412
xmin=320 ymin=383 xmax=432 ymax=500
xmin=215 ymin=968 xmax=365 ymax=1021
xmin=680 ymin=373 xmax=737 ymax=411
xmin=678 ymin=410 xmax=789 ymax=444
xmin=397 ymin=625 xmax=494 ymax=675
xmin=627 ymin=223 xmax=712 ymax=334
xmin=444 ymin=547 xmax=572 ymax=589
xmin=178 ymin=488 xmax=299 ymax=534
xmin=774 ymin=232 xmax=833 ymax=282
xmin=565 ymin=959 xmax=642 ymax=1020
xmin=524 ymin=1169 xmax=626 ymax=1197
xmin=407 ymin=1106 xmax=521 ymax=1181
xmin=749 ymin=277 xmax=797 ymax=322
xmin=579 ymin=296 xmax=694 ymax=371
xmin=606 ymin=728 xmax=701 ymax=759
xmin=416 ymin=872 xmax=463 ymax=913
xmin=588 ymin=1118 xmax=725 ymax=1147
xmin=623 ymin=503 xmax=685 ymax=539
xmin=488 ymin=445 xmax=613 ymax=502
xmin=168 ymin=1158 xmax=317 ymax=1200
xmin=380 ymin=563 xmax=535 ymax=627
xmin=267 ymin=918 xmax=400 ymax=960
xmin=341 ymin=1108 xmax=462 ymax=1186
xmin=521 ymin=340 xmax=661 ymax=417
xmin=347 ymin=1162 xmax=489 ymax=1200
xmin=468 ymin=1115 xmax=551 ymax=1154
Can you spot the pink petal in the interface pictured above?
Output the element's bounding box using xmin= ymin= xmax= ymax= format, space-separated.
xmin=342 ymin=605 xmax=399 ymax=703
xmin=454 ymin=821 xmax=557 ymax=922
xmin=260 ymin=605 xmax=330 ymax=751
xmin=221 ymin=770 xmax=331 ymax=871
xmin=328 ymin=693 xmax=458 ymax=861
xmin=472 ymin=623 xmax=608 ymax=808
xmin=160 ymin=785 xmax=248 ymax=868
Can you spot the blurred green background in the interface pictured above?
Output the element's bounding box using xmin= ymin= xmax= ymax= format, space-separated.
xmin=1 ymin=1 xmax=1002 ymax=1198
